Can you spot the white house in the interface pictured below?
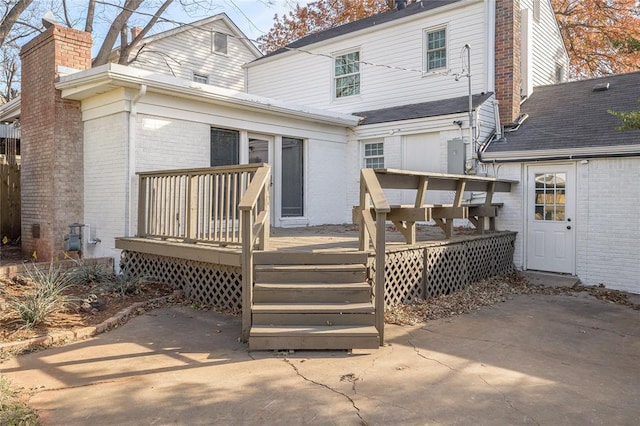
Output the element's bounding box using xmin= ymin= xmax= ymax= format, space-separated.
xmin=481 ymin=71 xmax=640 ymax=294
xmin=12 ymin=1 xmax=577 ymax=280
xmin=246 ymin=0 xmax=568 ymax=212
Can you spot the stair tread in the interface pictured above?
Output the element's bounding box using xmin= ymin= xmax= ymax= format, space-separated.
xmin=254 ymin=282 xmax=370 ymax=289
xmin=252 ymin=303 xmax=374 ymax=313
xmin=255 ymin=264 xmax=365 ymax=271
xmin=255 ymin=251 xmax=369 ymax=266
xmin=250 ymin=325 xmax=379 ymax=337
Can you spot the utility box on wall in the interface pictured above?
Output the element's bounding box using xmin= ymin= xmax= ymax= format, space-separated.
xmin=447 ymin=138 xmax=465 ymax=175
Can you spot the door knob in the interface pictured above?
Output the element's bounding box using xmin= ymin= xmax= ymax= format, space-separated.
xmin=566 ymin=225 xmax=572 ymax=230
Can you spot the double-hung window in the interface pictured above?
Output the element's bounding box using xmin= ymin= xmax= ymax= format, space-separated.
xmin=334 ymin=51 xmax=360 ymax=98
xmin=363 ymin=141 xmax=384 ymax=169
xmin=425 ymin=28 xmax=447 ymax=71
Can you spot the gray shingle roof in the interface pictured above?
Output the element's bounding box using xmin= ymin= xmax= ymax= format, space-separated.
xmin=485 ymin=71 xmax=640 ymax=154
xmin=255 ymin=0 xmax=462 ymax=61
xmin=354 ymin=92 xmax=493 ymax=125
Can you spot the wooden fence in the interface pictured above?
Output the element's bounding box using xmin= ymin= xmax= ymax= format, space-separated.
xmin=0 ymin=163 xmax=20 ymax=240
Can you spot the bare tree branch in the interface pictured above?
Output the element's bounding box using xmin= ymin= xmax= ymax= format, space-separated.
xmin=85 ymin=0 xmax=96 ymax=33
xmin=92 ymin=0 xmax=144 ymax=66
xmin=61 ymin=0 xmax=73 ymax=28
xmin=0 ymin=0 xmax=34 ymax=47
xmin=118 ymin=0 xmax=173 ymax=64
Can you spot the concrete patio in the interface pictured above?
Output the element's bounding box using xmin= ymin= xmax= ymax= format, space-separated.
xmin=1 ymin=291 xmax=639 ymax=425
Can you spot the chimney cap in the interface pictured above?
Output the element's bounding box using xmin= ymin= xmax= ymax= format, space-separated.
xmin=42 ymin=10 xmax=58 ymax=29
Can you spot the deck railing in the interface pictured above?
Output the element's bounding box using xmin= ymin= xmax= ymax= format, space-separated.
xmin=239 ymin=164 xmax=271 ymax=340
xmin=137 ymin=164 xmax=268 ymax=245
xmin=356 ymin=168 xmax=390 ymax=345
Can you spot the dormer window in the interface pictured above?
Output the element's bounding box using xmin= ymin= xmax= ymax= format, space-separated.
xmin=213 ymin=32 xmax=228 ymax=55
xmin=425 ymin=27 xmax=447 ymax=72
xmin=334 ymin=50 xmax=360 ymax=98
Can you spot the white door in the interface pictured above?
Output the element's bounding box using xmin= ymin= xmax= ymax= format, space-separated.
xmin=526 ymin=164 xmax=575 ymax=273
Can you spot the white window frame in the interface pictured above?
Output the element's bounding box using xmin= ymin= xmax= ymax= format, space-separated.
xmin=212 ymin=32 xmax=228 ymax=55
xmin=424 ymin=26 xmax=447 ymax=73
xmin=193 ymin=73 xmax=208 ymax=84
xmin=333 ymin=49 xmax=361 ymax=99
xmin=363 ymin=140 xmax=384 ymax=169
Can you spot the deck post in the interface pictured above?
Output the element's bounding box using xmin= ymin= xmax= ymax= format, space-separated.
xmin=375 ymin=211 xmax=386 ymax=345
xmin=136 ymin=175 xmax=147 ymax=237
xmin=241 ymin=210 xmax=253 ymax=341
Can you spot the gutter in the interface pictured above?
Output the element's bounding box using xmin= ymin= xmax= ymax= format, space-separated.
xmin=478 ymin=136 xmax=640 ymax=163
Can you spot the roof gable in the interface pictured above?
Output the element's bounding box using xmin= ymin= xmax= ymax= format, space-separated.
xmin=132 ymin=13 xmax=261 ymax=58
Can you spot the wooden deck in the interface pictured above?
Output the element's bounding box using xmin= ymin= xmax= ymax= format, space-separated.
xmin=119 ymin=165 xmax=517 ymax=350
xmin=116 ymin=223 xmax=496 ymax=265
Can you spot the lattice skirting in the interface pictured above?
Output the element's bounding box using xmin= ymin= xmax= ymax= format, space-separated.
xmin=372 ymin=232 xmax=516 ymax=307
xmin=120 ymin=251 xmax=242 ymax=310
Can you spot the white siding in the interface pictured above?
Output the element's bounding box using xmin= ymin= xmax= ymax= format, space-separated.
xmin=491 ymin=158 xmax=640 ymax=295
xmin=247 ymin=1 xmax=488 ymax=113
xmin=521 ymin=0 xmax=569 ymax=85
xmin=128 ymin=19 xmax=257 ymax=90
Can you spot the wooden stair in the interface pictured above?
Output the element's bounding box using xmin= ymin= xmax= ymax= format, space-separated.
xmin=249 ymin=251 xmax=379 ymax=351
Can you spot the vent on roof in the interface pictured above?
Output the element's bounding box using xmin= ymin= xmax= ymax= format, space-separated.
xmin=592 ymin=82 xmax=610 ymax=92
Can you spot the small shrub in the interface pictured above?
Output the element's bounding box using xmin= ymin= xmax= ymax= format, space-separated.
xmin=9 ymin=262 xmax=77 ymax=329
xmin=110 ymin=272 xmax=149 ymax=297
xmin=0 ymin=375 xmax=39 ymax=425
xmin=67 ymin=258 xmax=114 ymax=285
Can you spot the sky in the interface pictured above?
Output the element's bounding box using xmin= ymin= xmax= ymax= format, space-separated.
xmin=32 ymin=0 xmax=314 ymax=54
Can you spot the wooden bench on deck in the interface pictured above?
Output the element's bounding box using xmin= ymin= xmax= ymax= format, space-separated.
xmin=354 ymin=169 xmax=515 ymax=243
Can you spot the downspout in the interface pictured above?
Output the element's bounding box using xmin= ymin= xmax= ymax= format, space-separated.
xmin=127 ymin=84 xmax=147 ymax=237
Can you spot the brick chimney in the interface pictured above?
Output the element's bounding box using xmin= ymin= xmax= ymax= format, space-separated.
xmin=130 ymin=26 xmax=142 ymax=40
xmin=495 ymin=0 xmax=521 ymax=125
xmin=19 ymin=26 xmax=92 ymax=261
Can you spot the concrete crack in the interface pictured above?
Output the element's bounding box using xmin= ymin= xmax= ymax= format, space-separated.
xmin=284 ymin=358 xmax=368 ymax=426
xmin=407 ymin=331 xmax=457 ymax=372
xmin=478 ymin=374 xmax=540 ymax=426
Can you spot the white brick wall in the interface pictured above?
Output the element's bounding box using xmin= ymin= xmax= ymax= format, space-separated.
xmin=576 ymin=158 xmax=639 ymax=293
xmin=83 ymin=113 xmax=128 ymax=262
xmin=306 ymin=139 xmax=349 ymax=225
xmin=490 ymin=159 xmax=639 ymax=294
xmin=136 ymin=116 xmax=210 ymax=172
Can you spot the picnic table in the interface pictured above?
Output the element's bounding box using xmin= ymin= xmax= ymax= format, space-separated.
xmin=355 ymin=168 xmax=517 ymax=243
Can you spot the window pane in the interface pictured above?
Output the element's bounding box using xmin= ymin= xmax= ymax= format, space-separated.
xmin=336 ymin=74 xmax=360 ymax=97
xmin=428 ymin=29 xmax=446 ymax=50
xmin=335 ymin=52 xmax=359 ymax=76
xmin=533 ymin=173 xmax=567 ymax=221
xmin=365 ymin=157 xmax=384 ymax=169
xmin=365 ymin=143 xmax=383 ymax=156
xmin=428 ymin=50 xmax=446 ymax=70
xmin=210 ymin=128 xmax=239 ymax=166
